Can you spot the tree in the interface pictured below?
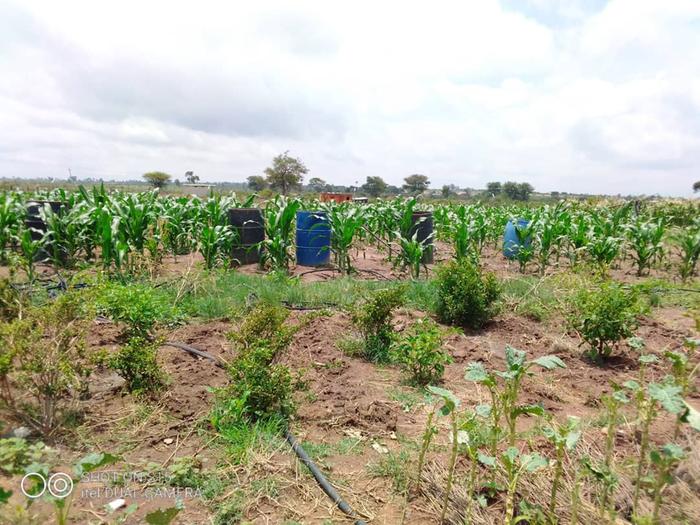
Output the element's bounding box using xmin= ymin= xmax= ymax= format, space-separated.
xmin=403 ymin=174 xmax=430 ymax=194
xmin=185 ymin=171 xmax=199 ymax=184
xmin=694 ymin=181 xmax=700 ymax=192
xmin=247 ymin=175 xmax=268 ymax=192
xmin=486 ymin=182 xmax=502 ymax=196
xmin=441 ymin=185 xmax=451 ymax=198
xmin=362 ymin=176 xmax=388 ymax=197
xmin=264 ymin=151 xmax=308 ymax=195
xmin=517 ymin=182 xmax=534 ymax=201
xmin=143 ymin=171 xmax=171 ymax=189
xmin=308 ymin=177 xmax=327 ymax=192
xmin=502 ymin=181 xmax=534 ymax=201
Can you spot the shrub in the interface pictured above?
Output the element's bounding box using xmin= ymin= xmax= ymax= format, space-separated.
xmin=216 ymin=303 xmax=299 ymax=424
xmin=391 ymin=318 xmax=452 ymax=386
xmin=0 ymin=278 xmax=21 ymax=321
xmin=223 ymin=344 xmax=297 ymax=421
xmin=568 ymin=280 xmax=644 ymax=360
xmin=228 ymin=302 xmax=293 ymax=352
xmin=351 ymin=286 xmax=405 ymax=362
xmin=96 ymin=282 xmax=179 ymax=339
xmin=435 ymin=259 xmax=500 ymax=329
xmin=0 ymin=292 xmax=92 ymax=438
xmin=109 ymin=337 xmax=167 ymax=396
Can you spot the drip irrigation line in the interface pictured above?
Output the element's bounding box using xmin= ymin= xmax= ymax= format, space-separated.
xmin=280 ymin=300 xmax=341 ymax=310
xmin=161 ymin=340 xmax=367 ymax=525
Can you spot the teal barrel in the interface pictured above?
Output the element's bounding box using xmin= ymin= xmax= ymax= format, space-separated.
xmin=296 ymin=211 xmax=331 ymax=266
xmin=503 ymin=219 xmax=530 ymax=259
xmin=228 ymin=208 xmax=264 ymax=266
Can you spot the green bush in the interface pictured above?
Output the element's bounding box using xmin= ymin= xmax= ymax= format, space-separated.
xmin=109 ymin=336 xmax=167 ymax=396
xmin=96 ymin=282 xmax=179 ymax=339
xmin=223 ymin=344 xmax=296 ymax=422
xmin=391 ymin=318 xmax=452 ymax=386
xmin=0 ymin=292 xmax=92 ymax=437
xmin=351 ymin=286 xmax=405 ymax=362
xmin=435 ymin=259 xmax=500 ymax=329
xmin=0 ymin=278 xmax=21 ymax=321
xmin=228 ymin=302 xmax=293 ymax=352
xmin=568 ymin=280 xmax=645 ymax=360
xmin=215 ymin=303 xmax=299 ymax=424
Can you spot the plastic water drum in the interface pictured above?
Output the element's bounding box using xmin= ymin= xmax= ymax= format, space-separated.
xmin=296 ymin=211 xmax=331 ymax=266
xmin=228 ymin=208 xmax=264 ymax=266
xmin=503 ymin=219 xmax=531 ymax=259
xmin=409 ymin=211 xmax=434 ymax=264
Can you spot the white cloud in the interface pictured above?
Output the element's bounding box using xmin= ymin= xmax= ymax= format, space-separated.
xmin=0 ymin=0 xmax=698 ymax=195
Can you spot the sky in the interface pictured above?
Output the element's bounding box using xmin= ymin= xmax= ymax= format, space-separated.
xmin=0 ymin=0 xmax=699 ymax=196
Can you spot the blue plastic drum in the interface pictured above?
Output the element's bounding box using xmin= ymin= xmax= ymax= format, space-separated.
xmin=296 ymin=211 xmax=331 ymax=266
xmin=503 ymin=219 xmax=531 ymax=259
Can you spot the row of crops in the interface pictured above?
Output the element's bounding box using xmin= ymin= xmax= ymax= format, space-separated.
xmin=0 ymin=186 xmax=699 ymax=280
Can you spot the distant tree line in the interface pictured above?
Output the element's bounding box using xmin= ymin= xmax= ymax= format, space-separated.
xmin=486 ymin=181 xmax=534 ymax=201
xmin=139 ymin=153 xmax=542 ymax=201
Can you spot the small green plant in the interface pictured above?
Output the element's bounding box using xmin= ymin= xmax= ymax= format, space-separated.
xmin=542 ymin=415 xmax=581 ymax=519
xmin=427 ymin=386 xmax=461 ymax=524
xmin=96 ymin=282 xmax=179 ymax=339
xmin=109 ymin=337 xmax=167 ymax=396
xmin=368 ymin=449 xmax=412 ymax=493
xmin=587 ymin=387 xmax=629 ymax=520
xmin=435 ymin=258 xmax=500 ymax=329
xmin=465 ymin=346 xmax=565 ymax=447
xmin=625 ymin=374 xmax=685 ymax=516
xmin=666 ymin=339 xmax=699 ymax=438
xmin=213 ymin=491 xmax=246 ymax=525
xmin=568 ymin=280 xmax=644 ymax=360
xmin=391 ymin=318 xmax=452 ymax=386
xmin=456 ymin=413 xmax=489 ymax=519
xmin=479 ymin=447 xmax=548 ymax=524
xmin=0 ymin=438 xmax=46 ymax=475
xmin=351 ymin=286 xmax=405 ymax=362
xmin=648 ymin=443 xmax=686 ymax=524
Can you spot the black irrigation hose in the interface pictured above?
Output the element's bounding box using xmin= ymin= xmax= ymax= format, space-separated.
xmin=161 ymin=340 xmax=367 ymax=525
xmin=285 ymin=429 xmax=367 ymax=525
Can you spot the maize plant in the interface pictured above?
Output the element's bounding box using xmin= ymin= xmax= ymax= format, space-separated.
xmin=672 ymin=219 xmax=700 ymax=281
xmin=323 ymin=202 xmax=365 ymax=274
xmin=0 ymin=192 xmax=23 ymax=263
xmin=259 ymin=196 xmax=301 ymax=273
xmin=390 ymin=198 xmax=432 ymax=279
xmin=626 ymin=217 xmax=666 ymax=276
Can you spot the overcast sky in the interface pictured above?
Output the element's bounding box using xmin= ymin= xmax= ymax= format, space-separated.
xmin=1 ymin=0 xmax=699 ymax=196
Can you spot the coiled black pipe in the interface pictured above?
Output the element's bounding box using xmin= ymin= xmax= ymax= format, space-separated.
xmin=161 ymin=340 xmax=368 ymax=525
